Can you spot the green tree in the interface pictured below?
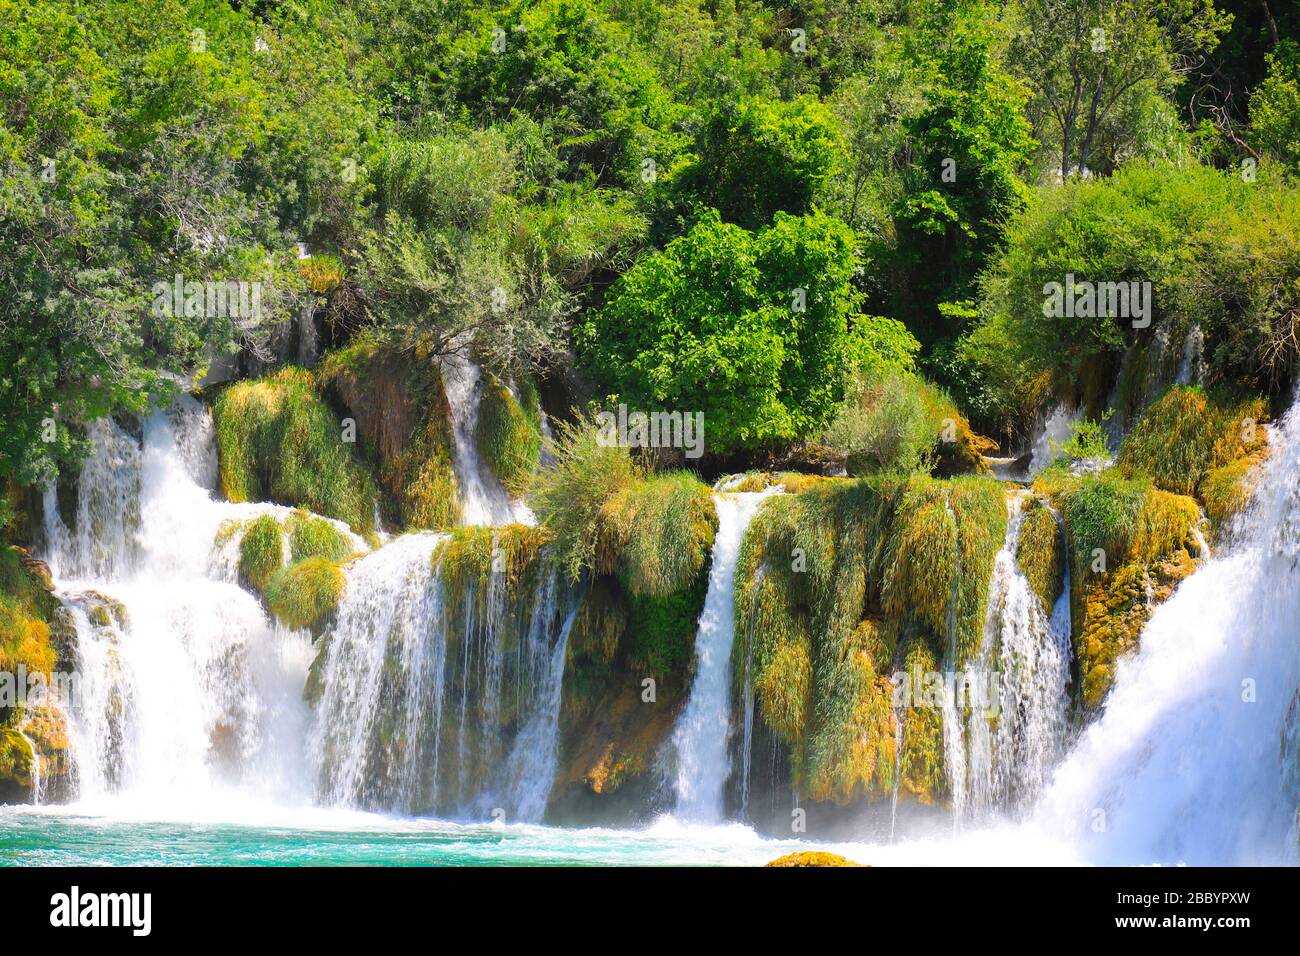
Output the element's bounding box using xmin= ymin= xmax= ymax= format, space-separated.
xmin=577 ymin=209 xmax=861 ymax=453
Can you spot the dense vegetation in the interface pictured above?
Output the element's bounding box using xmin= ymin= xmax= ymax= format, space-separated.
xmin=2 ymin=0 xmax=1299 ymax=819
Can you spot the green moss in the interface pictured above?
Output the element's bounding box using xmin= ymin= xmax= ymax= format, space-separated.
xmin=625 ymin=568 xmax=709 ymax=679
xmin=213 ymin=369 xmax=378 ymax=532
xmin=238 ymin=515 xmax=284 ymax=594
xmin=265 ymin=557 xmax=345 ymax=632
xmin=1044 ymin=470 xmax=1204 ymax=709
xmin=286 ymin=512 xmax=351 ymax=563
xmin=1117 ymin=386 xmax=1268 ymax=497
xmin=1057 ymin=471 xmax=1147 ymax=572
xmin=319 ymin=342 xmax=460 ymax=530
xmin=476 ymin=373 xmax=542 ymax=496
xmin=806 ymin=618 xmax=896 ymax=804
xmin=1016 ymin=498 xmax=1065 ymax=610
xmin=896 ymin=632 xmax=946 ymax=806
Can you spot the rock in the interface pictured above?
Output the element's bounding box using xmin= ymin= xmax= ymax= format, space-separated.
xmin=10 ymin=546 xmax=53 ymax=591
xmin=765 ymin=851 xmax=864 ymax=867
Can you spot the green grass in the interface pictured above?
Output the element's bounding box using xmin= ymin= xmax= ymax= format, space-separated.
xmin=265 ymin=557 xmax=345 ymax=632
xmin=476 ymin=373 xmax=542 ymax=497
xmin=1117 ymin=386 xmax=1268 ymax=497
xmin=213 ymin=368 xmax=378 ymax=533
xmin=1016 ymin=499 xmax=1065 ymax=610
xmin=238 ymin=515 xmax=284 ymax=594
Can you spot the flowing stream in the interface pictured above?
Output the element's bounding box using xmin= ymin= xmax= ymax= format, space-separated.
xmin=671 ymin=490 xmax=776 ymax=822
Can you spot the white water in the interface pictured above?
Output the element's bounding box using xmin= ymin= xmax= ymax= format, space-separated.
xmin=1031 ymin=396 xmax=1300 ymax=865
xmin=39 ymin=398 xmax=327 ymax=811
xmin=671 ymin=490 xmax=776 ymax=822
xmin=1026 ymin=404 xmax=1080 ymax=476
xmin=962 ymin=493 xmax=1072 ymax=820
xmin=440 ymin=351 xmax=534 ymax=526
xmin=311 ymin=529 xmax=576 ymax=821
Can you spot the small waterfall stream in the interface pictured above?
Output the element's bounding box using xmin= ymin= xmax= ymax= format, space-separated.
xmin=440 ymin=351 xmax=533 ymax=527
xmin=671 ymin=490 xmax=776 ymax=822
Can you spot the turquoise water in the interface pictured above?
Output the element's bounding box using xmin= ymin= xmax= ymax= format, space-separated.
xmin=0 ymin=805 xmax=1080 ymax=866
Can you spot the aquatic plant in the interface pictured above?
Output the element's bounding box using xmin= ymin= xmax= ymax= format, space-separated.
xmin=266 ymin=557 xmax=346 ymax=632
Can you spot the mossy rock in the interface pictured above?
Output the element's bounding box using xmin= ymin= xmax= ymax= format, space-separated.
xmin=1016 ymin=498 xmax=1065 ymax=610
xmin=476 ymin=373 xmax=542 ymax=497
xmin=266 ymin=557 xmax=345 ymax=632
xmin=1117 ymin=386 xmax=1268 ymax=497
xmin=213 ymin=368 xmax=378 ymax=532
xmin=805 ymin=619 xmax=897 ymax=805
xmin=765 ymin=851 xmax=863 ymax=867
xmin=238 ymin=515 xmax=284 ymax=594
xmin=286 ymin=512 xmax=351 ymax=563
xmin=319 ymin=341 xmax=460 ymax=530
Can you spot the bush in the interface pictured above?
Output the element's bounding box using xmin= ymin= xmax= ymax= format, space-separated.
xmin=531 ymin=412 xmax=642 ymax=581
xmin=578 ymin=209 xmax=861 ymax=454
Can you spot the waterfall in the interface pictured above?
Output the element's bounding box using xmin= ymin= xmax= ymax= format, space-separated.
xmin=39 ymin=398 xmax=324 ymax=809
xmin=963 ymin=493 xmax=1072 ymax=819
xmin=1027 ymin=405 xmax=1080 ymax=476
xmin=1034 ymin=393 xmax=1300 ymax=864
xmin=671 ymin=490 xmax=775 ymax=822
xmin=311 ymin=533 xmax=576 ymax=820
xmin=440 ymin=351 xmax=531 ymax=527
xmin=480 ymin=573 xmax=579 ymax=822
xmin=311 ymin=533 xmax=449 ymax=813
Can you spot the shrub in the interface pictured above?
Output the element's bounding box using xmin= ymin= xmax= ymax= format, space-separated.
xmin=532 ymin=412 xmax=642 ymax=581
xmin=577 ymin=209 xmax=862 ymax=454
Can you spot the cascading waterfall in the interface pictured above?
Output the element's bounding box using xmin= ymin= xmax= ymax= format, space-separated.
xmin=671 ymin=490 xmax=776 ymax=822
xmin=38 ymin=398 xmax=329 ymax=809
xmin=440 ymin=351 xmax=533 ymax=527
xmin=311 ymin=533 xmax=576 ymax=821
xmin=311 ymin=533 xmax=449 ymax=812
xmin=1032 ymin=392 xmax=1300 ymax=864
xmin=963 ymin=493 xmax=1072 ymax=819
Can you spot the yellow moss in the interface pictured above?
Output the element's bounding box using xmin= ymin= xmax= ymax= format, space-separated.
xmin=1129 ymin=489 xmax=1200 ymax=563
xmin=765 ymin=851 xmax=864 ymax=867
xmin=806 ymin=619 xmax=897 ymax=805
xmin=1016 ymin=499 xmax=1064 ymax=610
